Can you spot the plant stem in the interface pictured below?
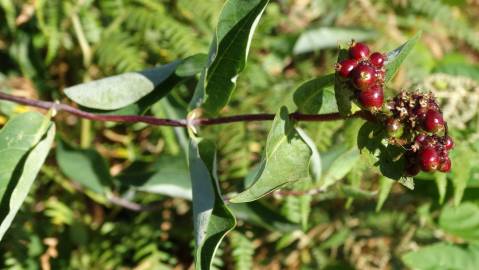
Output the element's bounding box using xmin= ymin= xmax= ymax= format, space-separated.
xmin=80 ymin=119 xmax=92 ymax=148
xmin=0 ymin=92 xmax=373 ymax=126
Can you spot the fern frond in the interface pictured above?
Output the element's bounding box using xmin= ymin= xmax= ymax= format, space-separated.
xmin=230 ymin=232 xmax=255 ymax=270
xmin=94 ymin=31 xmax=144 ymax=73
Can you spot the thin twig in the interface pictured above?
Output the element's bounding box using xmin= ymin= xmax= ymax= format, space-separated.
xmin=0 ymin=92 xmax=373 ymax=126
xmin=107 ymin=194 xmax=164 ymax=212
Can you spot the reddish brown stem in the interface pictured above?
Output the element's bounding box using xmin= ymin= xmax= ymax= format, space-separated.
xmin=0 ymin=92 xmax=371 ymax=126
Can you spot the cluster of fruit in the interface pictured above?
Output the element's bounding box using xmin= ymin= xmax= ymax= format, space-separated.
xmin=335 ymin=42 xmax=453 ymax=175
xmin=386 ymin=91 xmax=453 ymax=175
xmin=335 ymin=42 xmax=386 ymax=110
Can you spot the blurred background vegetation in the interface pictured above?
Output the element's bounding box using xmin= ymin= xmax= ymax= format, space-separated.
xmin=1 ymin=0 xmax=479 ymax=269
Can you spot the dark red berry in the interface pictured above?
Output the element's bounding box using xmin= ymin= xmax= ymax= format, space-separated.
xmin=424 ymin=110 xmax=444 ymax=132
xmin=358 ymin=85 xmax=384 ymax=109
xmin=349 ymin=42 xmax=370 ymax=60
xmin=419 ymin=147 xmax=440 ymax=172
xmin=415 ymin=134 xmax=427 ymax=144
xmin=405 ymin=163 xmax=421 ymax=177
xmin=351 ymin=64 xmax=376 ymax=91
xmin=336 ymin=59 xmax=357 ymax=78
xmin=369 ymin=52 xmax=385 ymax=67
xmin=439 ymin=157 xmax=451 ymax=173
xmin=444 ymin=136 xmax=454 ymax=150
xmin=386 ymin=118 xmax=403 ymax=137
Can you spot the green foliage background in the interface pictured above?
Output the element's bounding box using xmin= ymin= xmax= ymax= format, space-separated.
xmin=1 ymin=0 xmax=479 ymax=269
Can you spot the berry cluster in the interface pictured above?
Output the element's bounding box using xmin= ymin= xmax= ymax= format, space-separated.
xmin=335 ymin=42 xmax=386 ymax=110
xmin=385 ymin=91 xmax=454 ymax=175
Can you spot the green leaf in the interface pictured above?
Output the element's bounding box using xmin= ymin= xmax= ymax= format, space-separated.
xmin=449 ymin=145 xmax=473 ymax=206
xmin=190 ymin=0 xmax=270 ymax=115
xmin=319 ymin=144 xmax=360 ymax=190
xmin=56 ymin=139 xmax=112 ymax=194
xmin=65 ymin=61 xmax=181 ymax=110
xmin=293 ymin=74 xmax=338 ymax=114
xmin=229 ymin=201 xmax=299 ymax=232
xmin=439 ymin=203 xmax=479 ymax=242
xmin=116 ymin=155 xmax=191 ymax=200
xmin=176 ymin=54 xmax=208 ymax=77
xmin=0 ymin=112 xmax=51 ymax=202
xmin=334 ymin=49 xmax=360 ymax=116
xmin=385 ymin=32 xmax=422 ymax=82
xmin=296 ymin=128 xmax=321 ymax=182
xmin=189 ymin=138 xmax=236 ymax=270
xmin=357 ymin=122 xmax=413 ymax=187
xmin=402 ymin=243 xmax=479 ymax=270
xmin=0 ymin=122 xmax=55 ymax=241
xmin=230 ymin=107 xmax=312 ymax=203
xmin=434 ymin=173 xmax=447 ymax=204
xmin=293 ymin=27 xmax=376 ymax=54
xmin=434 ymin=62 xmax=479 ymax=82
xmin=376 ymin=177 xmax=394 ymax=212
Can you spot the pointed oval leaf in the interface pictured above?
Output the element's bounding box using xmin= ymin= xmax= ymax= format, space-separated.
xmin=65 ymin=61 xmax=181 ymax=110
xmin=190 ymin=0 xmax=270 ymax=115
xmin=230 ymin=107 xmax=312 ymax=203
xmin=189 ymin=138 xmax=236 ymax=270
xmin=56 ymin=139 xmax=112 ymax=194
xmin=0 ymin=123 xmax=55 ymax=241
xmin=385 ymin=32 xmax=422 ymax=82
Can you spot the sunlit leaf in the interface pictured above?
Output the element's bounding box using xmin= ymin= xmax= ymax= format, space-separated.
xmin=385 ymin=32 xmax=422 ymax=82
xmin=65 ymin=61 xmax=181 ymax=110
xmin=190 ymin=0 xmax=270 ymax=115
xmin=230 ymin=107 xmax=312 ymax=203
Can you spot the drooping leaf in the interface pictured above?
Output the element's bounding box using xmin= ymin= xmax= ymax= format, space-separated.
xmin=190 ymin=0 xmax=270 ymax=115
xmin=65 ymin=61 xmax=181 ymax=110
xmin=439 ymin=203 xmax=479 ymax=242
xmin=116 ymin=155 xmax=191 ymax=200
xmin=189 ymin=137 xmax=236 ymax=270
xmin=385 ymin=32 xmax=422 ymax=82
xmin=402 ymin=243 xmax=479 ymax=270
xmin=56 ymin=139 xmax=112 ymax=194
xmin=0 ymin=121 xmax=55 ymax=241
xmin=293 ymin=74 xmax=337 ymax=114
xmin=0 ymin=112 xmax=51 ymax=202
xmin=293 ymin=27 xmax=376 ymax=55
xmin=230 ymin=107 xmax=312 ymax=203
